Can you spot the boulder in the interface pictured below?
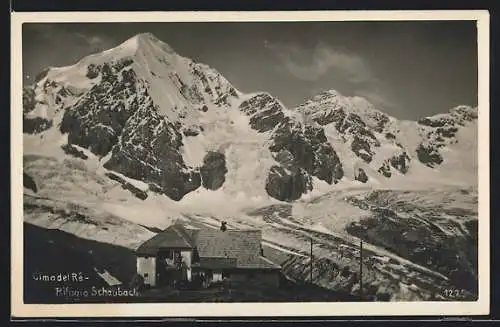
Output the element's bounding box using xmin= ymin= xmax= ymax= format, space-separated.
xmin=378 ymin=162 xmax=392 ymax=178
xmin=355 ymin=168 xmax=369 ymax=183
xmin=389 ymin=152 xmax=411 ymax=174
xmin=265 ymin=166 xmax=312 ymax=202
xmin=200 ymin=151 xmax=228 ymax=190
xmin=416 ymin=143 xmax=444 ymax=167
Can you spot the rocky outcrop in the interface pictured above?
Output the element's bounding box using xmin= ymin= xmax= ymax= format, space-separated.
xmin=385 ymin=132 xmax=396 ymax=140
xmin=355 ymin=168 xmax=368 ymax=183
xmin=23 ymin=172 xmax=38 ymax=193
xmin=188 ymin=61 xmax=239 ymax=107
xmin=378 ymin=162 xmax=392 ymax=178
xmin=60 ymin=62 xmax=138 ymax=157
xmin=342 ymin=113 xmax=380 ymax=164
xmin=61 ymin=144 xmax=88 ymax=160
xmin=389 ymin=151 xmax=411 ymax=174
xmin=416 ymin=144 xmax=443 ymax=168
xmin=23 ymin=86 xmax=53 ymax=134
xmin=414 ymin=106 xmax=477 ymax=168
xmin=265 ymin=166 xmax=312 ymax=202
xmin=266 ymin=123 xmax=343 ymax=200
xmin=103 ymin=103 xmax=200 ymax=201
xmin=270 ymin=120 xmax=343 ymax=181
xmin=312 ymin=142 xmax=344 ymax=184
xmin=86 ymin=63 xmax=100 ymax=79
xmin=351 ymin=135 xmax=373 ymax=163
xmin=105 ymin=172 xmax=148 ymax=200
xmin=23 ymin=87 xmax=36 ymax=113
xmin=200 ymin=151 xmax=227 ymax=190
xmin=376 ymin=151 xmax=411 ymax=178
xmin=239 ymin=93 xmax=344 ymax=201
xmin=369 ymin=110 xmax=390 ymax=133
xmin=182 ymin=125 xmax=204 ymax=137
xmin=23 ymin=116 xmax=52 ymax=134
xmin=239 ymin=93 xmax=287 ymax=133
xmin=295 ymin=91 xmax=383 ymax=165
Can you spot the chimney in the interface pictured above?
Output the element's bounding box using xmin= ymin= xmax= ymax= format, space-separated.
xmin=220 ymin=221 xmax=227 ymax=232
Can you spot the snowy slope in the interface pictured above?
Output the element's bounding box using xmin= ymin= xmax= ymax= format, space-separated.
xmin=294 ymin=89 xmax=478 ymax=188
xmin=23 ymin=33 xmax=478 ymax=202
xmin=23 ymin=33 xmax=277 ymax=202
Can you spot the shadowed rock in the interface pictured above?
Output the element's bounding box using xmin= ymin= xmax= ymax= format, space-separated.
xmin=200 ymin=151 xmax=228 ymax=190
xmin=105 ymin=172 xmax=148 ymax=200
xmin=390 ymin=152 xmax=411 ymax=174
xmin=23 ymin=116 xmax=53 ymax=134
xmin=355 ymin=168 xmax=368 ymax=183
xmin=240 ymin=93 xmax=343 ymax=200
xmin=378 ymin=162 xmax=392 ymax=178
xmin=86 ymin=64 xmax=100 ymax=79
xmin=265 ymin=166 xmax=312 ymax=202
xmin=23 ymin=87 xmax=36 ymax=113
xmin=239 ymin=93 xmax=287 ymax=133
xmin=416 ymin=144 xmax=444 ymax=168
xmin=23 ymin=173 xmax=38 ymax=193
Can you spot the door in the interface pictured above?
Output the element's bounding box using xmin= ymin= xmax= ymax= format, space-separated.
xmin=156 ymin=249 xmax=178 ymax=287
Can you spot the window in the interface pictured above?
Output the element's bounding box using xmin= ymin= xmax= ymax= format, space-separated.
xmin=144 ymin=273 xmax=149 ymax=277
xmin=160 ymin=249 xmax=175 ymax=260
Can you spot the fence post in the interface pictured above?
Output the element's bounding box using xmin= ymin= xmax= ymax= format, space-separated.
xmin=359 ymin=239 xmax=363 ymax=300
xmin=310 ymin=237 xmax=313 ymax=283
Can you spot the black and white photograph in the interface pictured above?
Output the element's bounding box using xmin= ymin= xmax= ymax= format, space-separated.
xmin=12 ymin=10 xmax=490 ymax=317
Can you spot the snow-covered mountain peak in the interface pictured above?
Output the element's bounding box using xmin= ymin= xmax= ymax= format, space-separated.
xmin=448 ymin=104 xmax=478 ymax=122
xmin=134 ymin=31 xmax=168 ymax=45
xmin=301 ymin=89 xmax=391 ymax=119
xmin=25 ymin=32 xmax=244 ymax=124
xmin=313 ymin=89 xmax=342 ymax=98
xmin=95 ymin=32 xmax=174 ymax=58
xmin=50 ymin=32 xmax=176 ymax=73
xmin=302 ymin=89 xmax=345 ymax=107
xmin=417 ymin=104 xmax=478 ymax=129
xmin=295 ymin=89 xmax=393 ymax=134
xmin=23 ymin=32 xmax=478 ymax=205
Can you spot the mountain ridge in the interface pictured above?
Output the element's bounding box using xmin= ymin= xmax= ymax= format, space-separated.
xmin=23 ymin=32 xmax=478 ymax=203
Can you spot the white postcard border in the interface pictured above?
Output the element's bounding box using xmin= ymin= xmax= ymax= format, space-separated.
xmin=11 ymin=10 xmax=490 ymax=318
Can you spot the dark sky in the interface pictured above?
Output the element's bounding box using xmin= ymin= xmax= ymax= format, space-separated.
xmin=22 ymin=21 xmax=478 ymax=120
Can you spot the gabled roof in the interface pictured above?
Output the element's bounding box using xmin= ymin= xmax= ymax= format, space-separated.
xmin=196 ymin=228 xmax=279 ymax=269
xmin=195 ymin=257 xmax=238 ymax=269
xmin=136 ymin=222 xmax=281 ymax=270
xmin=135 ymin=223 xmax=195 ymax=255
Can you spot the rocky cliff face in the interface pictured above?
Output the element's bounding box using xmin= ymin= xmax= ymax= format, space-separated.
xmin=200 ymin=151 xmax=227 ymax=190
xmin=295 ymin=90 xmax=477 ymax=182
xmin=22 ymin=33 xmax=477 ymax=203
xmin=239 ymin=93 xmax=344 ymax=201
xmin=22 ymin=34 xmax=240 ymax=201
xmin=414 ymin=105 xmax=478 ymax=168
